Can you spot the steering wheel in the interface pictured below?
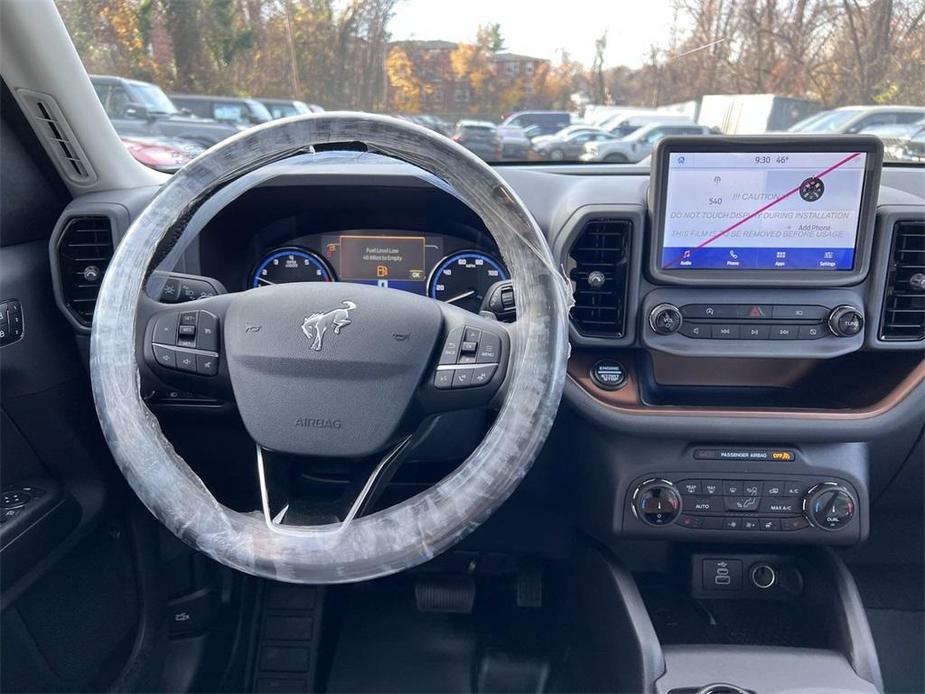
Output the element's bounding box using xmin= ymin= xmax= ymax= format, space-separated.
xmin=90 ymin=114 xmax=569 ymax=584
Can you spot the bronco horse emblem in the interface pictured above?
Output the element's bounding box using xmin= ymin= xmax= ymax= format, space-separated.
xmin=300 ymin=300 xmax=356 ymax=352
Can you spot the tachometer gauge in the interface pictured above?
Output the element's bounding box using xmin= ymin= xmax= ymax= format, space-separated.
xmin=428 ymin=250 xmax=509 ymax=313
xmin=251 ymin=248 xmax=334 ymax=288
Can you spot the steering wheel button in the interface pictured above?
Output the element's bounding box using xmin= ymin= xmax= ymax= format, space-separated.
xmin=179 ymin=311 xmax=198 ymax=327
xmin=434 ymin=370 xmax=454 ymax=389
xmin=452 ymin=369 xmax=473 ymax=388
xmin=457 ymin=353 xmax=477 ymax=364
xmin=197 ymin=311 xmax=219 ymax=352
xmin=176 ymin=351 xmax=197 ymax=373
xmin=196 ymin=353 xmax=219 ymax=377
xmin=153 ymin=312 xmax=179 ymax=345
xmin=476 ymin=332 xmax=501 ymax=363
xmin=460 ymin=340 xmax=478 ymax=354
xmin=178 ymin=324 xmax=196 ymax=338
xmin=470 ymin=365 xmax=496 ymax=386
xmin=438 ymin=327 xmax=464 ymax=365
xmin=153 ymin=344 xmax=177 ymax=369
xmin=463 ymin=327 xmax=481 ymax=343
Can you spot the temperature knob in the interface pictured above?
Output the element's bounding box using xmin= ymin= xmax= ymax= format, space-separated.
xmin=804 ymin=483 xmax=856 ymax=531
xmin=827 ymin=306 xmax=864 ymax=337
xmin=649 ymin=303 xmax=683 ymax=335
xmin=633 ymin=479 xmax=682 ymax=526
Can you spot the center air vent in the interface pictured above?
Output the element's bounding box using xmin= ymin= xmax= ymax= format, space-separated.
xmin=568 ymin=218 xmax=631 ymax=337
xmin=58 ymin=216 xmax=114 ymax=326
xmin=880 ymin=219 xmax=925 ymax=341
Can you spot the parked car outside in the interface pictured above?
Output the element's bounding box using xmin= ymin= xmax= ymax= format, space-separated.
xmin=259 ymin=98 xmax=313 ymax=119
xmin=598 ymin=111 xmax=695 ymax=137
xmin=170 ymin=94 xmax=273 ymax=128
xmin=529 ymin=124 xmax=607 ymax=150
xmin=497 ymin=125 xmax=531 ymax=159
xmin=90 ymin=75 xmax=240 ymax=147
xmin=861 ymin=120 xmax=925 ymax=162
xmin=452 ymin=120 xmax=502 ymax=160
xmin=534 ymin=129 xmax=619 ymax=161
xmin=120 ymin=136 xmax=204 ymax=173
xmin=500 ymin=110 xmax=570 ymax=137
xmin=580 ymin=122 xmax=715 ymax=163
xmin=787 ymin=105 xmax=925 ymax=134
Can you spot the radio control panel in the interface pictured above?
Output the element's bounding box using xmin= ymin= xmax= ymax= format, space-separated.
xmin=641 ymin=289 xmax=866 ymax=358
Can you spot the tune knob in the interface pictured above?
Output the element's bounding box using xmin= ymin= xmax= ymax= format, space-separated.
xmin=649 ymin=303 xmax=683 ymax=335
xmin=632 ymin=479 xmax=682 ymax=526
xmin=803 ymin=482 xmax=856 ymax=531
xmin=827 ymin=305 xmax=864 ymax=337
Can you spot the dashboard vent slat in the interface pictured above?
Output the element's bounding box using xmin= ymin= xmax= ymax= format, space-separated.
xmin=880 ymin=220 xmax=925 ymax=341
xmin=567 ymin=218 xmax=631 ymax=338
xmin=58 ymin=216 xmax=114 ymax=326
xmin=17 ymin=90 xmax=96 ymax=185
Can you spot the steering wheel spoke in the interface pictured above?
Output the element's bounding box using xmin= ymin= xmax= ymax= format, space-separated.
xmin=139 ymin=293 xmax=236 ymax=404
xmin=416 ymin=303 xmax=512 ymax=414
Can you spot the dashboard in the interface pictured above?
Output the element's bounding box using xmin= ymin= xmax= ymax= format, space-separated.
xmin=47 ymin=140 xmax=925 ymax=550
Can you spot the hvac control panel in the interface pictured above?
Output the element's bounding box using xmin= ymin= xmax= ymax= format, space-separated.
xmin=622 ymin=447 xmax=864 ymax=545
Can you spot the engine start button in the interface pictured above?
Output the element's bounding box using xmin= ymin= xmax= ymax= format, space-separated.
xmin=590 ymin=360 xmax=626 ymax=390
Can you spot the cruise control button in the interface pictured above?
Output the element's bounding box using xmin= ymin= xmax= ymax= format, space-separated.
xmin=457 ymin=353 xmax=477 ymax=365
xmin=439 ymin=328 xmax=464 ymax=365
xmin=679 ymin=323 xmax=709 ymax=338
xmin=725 ymin=496 xmax=760 ymax=512
xmin=197 ymin=311 xmax=219 ymax=352
xmin=770 ymin=325 xmax=799 ymax=339
xmin=452 ymin=369 xmax=473 ymax=388
xmin=760 ymin=498 xmax=800 ymax=514
xmin=153 ymin=312 xmax=179 ymax=345
xmin=463 ymin=327 xmax=481 ymax=344
xmin=798 ymin=325 xmax=825 ymax=340
xmin=434 ymin=370 xmax=454 ymax=389
xmin=460 ymin=340 xmax=478 ymax=354
xmin=179 ymin=311 xmax=198 ymax=327
xmin=196 ymin=353 xmax=219 ymax=376
xmin=153 ymin=344 xmax=177 ymax=369
xmin=476 ymin=332 xmax=501 ymax=363
xmin=470 ymin=365 xmax=497 ymax=386
xmin=176 ymin=350 xmax=197 ymax=373
xmin=178 ymin=324 xmax=196 ymax=338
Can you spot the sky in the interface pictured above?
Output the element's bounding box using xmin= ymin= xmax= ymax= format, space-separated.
xmin=389 ymin=0 xmax=681 ymax=69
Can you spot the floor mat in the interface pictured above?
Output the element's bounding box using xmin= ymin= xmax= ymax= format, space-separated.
xmin=866 ymin=608 xmax=924 ymax=694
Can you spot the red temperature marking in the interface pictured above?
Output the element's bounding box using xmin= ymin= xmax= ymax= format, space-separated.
xmin=665 ymin=151 xmax=862 ymax=268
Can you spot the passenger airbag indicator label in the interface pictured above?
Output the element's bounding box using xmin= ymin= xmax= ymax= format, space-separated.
xmin=693 ymin=448 xmax=796 ymax=462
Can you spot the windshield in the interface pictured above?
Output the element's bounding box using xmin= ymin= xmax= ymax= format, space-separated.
xmin=58 ymin=0 xmax=925 ymax=169
xmin=133 ymin=83 xmax=178 ymax=115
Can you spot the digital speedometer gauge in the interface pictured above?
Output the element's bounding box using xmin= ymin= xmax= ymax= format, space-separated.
xmin=251 ymin=248 xmax=334 ymax=288
xmin=428 ymin=251 xmax=509 ymax=314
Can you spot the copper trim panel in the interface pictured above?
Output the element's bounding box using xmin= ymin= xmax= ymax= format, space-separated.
xmin=568 ymin=350 xmax=925 ymax=420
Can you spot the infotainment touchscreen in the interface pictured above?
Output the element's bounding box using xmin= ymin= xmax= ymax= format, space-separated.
xmin=660 ymin=150 xmax=868 ymax=272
